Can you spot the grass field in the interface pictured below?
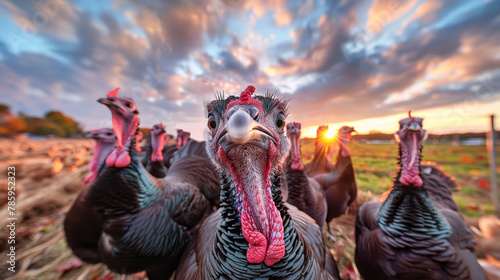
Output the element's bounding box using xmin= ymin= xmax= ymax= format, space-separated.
xmin=300 ymin=139 xmax=500 ymax=217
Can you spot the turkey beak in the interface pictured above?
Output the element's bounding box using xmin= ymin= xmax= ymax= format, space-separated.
xmin=227 ymin=110 xmax=259 ymax=144
xmin=160 ymin=127 xmax=166 ymax=134
xmin=226 ymin=109 xmax=275 ymax=145
xmin=98 ymin=97 xmax=123 ymax=113
xmin=408 ymin=122 xmax=421 ymax=131
xmin=98 ymin=97 xmax=113 ymax=106
xmin=86 ymin=131 xmax=99 ymax=139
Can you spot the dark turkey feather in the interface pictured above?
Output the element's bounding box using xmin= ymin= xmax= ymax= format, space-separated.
xmin=64 ymin=188 xmax=102 ymax=264
xmin=162 ymin=144 xmax=178 ymax=168
xmin=85 ymin=147 xmax=211 ymax=279
xmin=286 ymin=169 xmax=327 ymax=228
xmin=422 ymin=171 xmax=459 ymax=212
xmin=421 ymin=162 xmax=458 ymax=190
xmin=314 ymin=149 xmax=357 ymax=221
xmin=175 ymin=174 xmax=340 ymax=280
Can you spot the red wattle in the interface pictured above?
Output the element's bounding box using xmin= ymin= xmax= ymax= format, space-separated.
xmin=219 ymin=144 xmax=286 ymax=267
xmin=291 ymin=160 xmax=304 ymax=171
xmin=105 ymin=147 xmax=131 ymax=167
xmin=241 ymin=209 xmax=268 ymax=264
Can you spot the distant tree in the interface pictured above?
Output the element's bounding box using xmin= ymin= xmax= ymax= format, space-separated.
xmin=45 ymin=111 xmax=83 ymax=136
xmin=22 ymin=117 xmax=66 ymax=136
xmin=0 ymin=103 xmax=26 ymax=134
xmin=0 ymin=118 xmax=26 ymax=134
xmin=0 ymin=104 xmax=10 ymax=112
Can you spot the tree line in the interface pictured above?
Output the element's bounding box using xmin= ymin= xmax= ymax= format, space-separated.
xmin=0 ymin=103 xmax=83 ymax=137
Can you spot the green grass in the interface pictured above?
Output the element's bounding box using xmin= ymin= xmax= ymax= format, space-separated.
xmin=301 ymin=140 xmax=500 ymax=217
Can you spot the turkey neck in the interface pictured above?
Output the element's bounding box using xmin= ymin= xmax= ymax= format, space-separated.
xmin=288 ymin=132 xmax=304 ymax=171
xmin=334 ymin=136 xmax=352 ymax=172
xmin=375 ymin=144 xmax=452 ymax=245
xmin=309 ymin=139 xmax=331 ymax=172
xmin=150 ymin=131 xmax=164 ymax=162
xmin=219 ymin=172 xmax=300 ymax=267
xmin=89 ymin=139 xmax=114 ymax=174
xmin=112 ymin=110 xmax=139 ymax=155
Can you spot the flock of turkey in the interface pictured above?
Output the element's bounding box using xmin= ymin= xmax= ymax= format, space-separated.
xmin=63 ymin=85 xmax=488 ymax=279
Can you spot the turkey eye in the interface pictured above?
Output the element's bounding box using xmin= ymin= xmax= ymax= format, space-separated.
xmin=106 ymin=133 xmax=112 ymax=136
xmin=276 ymin=113 xmax=285 ymax=130
xmin=208 ymin=115 xmax=217 ymax=132
xmin=125 ymin=102 xmax=132 ymax=108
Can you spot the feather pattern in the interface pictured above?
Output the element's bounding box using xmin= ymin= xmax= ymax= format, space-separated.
xmin=175 ymin=174 xmax=340 ymax=280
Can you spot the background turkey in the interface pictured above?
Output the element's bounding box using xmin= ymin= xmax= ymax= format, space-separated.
xmin=175 ymin=86 xmax=341 ymax=280
xmin=285 ymin=121 xmax=327 ymax=228
xmin=161 ymin=129 xmax=191 ymax=168
xmin=142 ymin=123 xmax=168 ymax=178
xmin=305 ymin=125 xmax=336 ymax=177
xmin=82 ymin=128 xmax=116 ymax=184
xmin=65 ymin=88 xmax=215 ymax=280
xmin=355 ymin=113 xmax=486 ymax=280
xmin=314 ymin=126 xmax=358 ymax=222
xmin=64 ymin=128 xmax=115 ymax=266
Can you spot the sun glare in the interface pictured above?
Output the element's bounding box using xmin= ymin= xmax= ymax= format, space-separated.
xmin=325 ymin=127 xmax=336 ymax=139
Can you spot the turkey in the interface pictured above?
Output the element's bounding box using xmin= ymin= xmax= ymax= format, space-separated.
xmin=176 ymin=129 xmax=191 ymax=148
xmin=65 ymin=88 xmax=214 ymax=280
xmin=285 ymin=122 xmax=327 ymax=228
xmin=64 ymin=128 xmax=115 ymax=264
xmin=304 ymin=125 xmax=335 ymax=176
xmin=83 ymin=128 xmax=116 ymax=184
xmin=314 ymin=126 xmax=358 ymax=221
xmin=355 ymin=113 xmax=486 ymax=280
xmin=175 ymin=86 xmax=340 ymax=280
xmin=143 ymin=123 xmax=168 ymax=178
xmin=161 ymin=129 xmax=191 ymax=168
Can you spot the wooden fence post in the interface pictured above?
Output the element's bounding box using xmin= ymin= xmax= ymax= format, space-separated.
xmin=487 ymin=115 xmax=498 ymax=212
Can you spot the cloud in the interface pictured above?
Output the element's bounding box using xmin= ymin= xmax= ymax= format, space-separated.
xmin=1 ymin=0 xmax=500 ymax=139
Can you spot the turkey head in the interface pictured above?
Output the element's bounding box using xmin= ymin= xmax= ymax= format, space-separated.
xmin=98 ymin=88 xmax=139 ymax=168
xmin=286 ymin=122 xmax=303 ymax=171
xmin=206 ymin=85 xmax=290 ymax=266
xmin=176 ymin=129 xmax=191 ymax=148
xmin=83 ymin=128 xmax=116 ymax=184
xmin=150 ymin=123 xmax=166 ymax=162
xmin=337 ymin=126 xmax=356 ymax=157
xmin=394 ymin=111 xmax=427 ymax=187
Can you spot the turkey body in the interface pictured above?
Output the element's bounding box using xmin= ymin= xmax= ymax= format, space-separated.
xmin=64 ymin=187 xmax=102 ymax=264
xmin=175 ymin=175 xmax=340 ymax=280
xmin=286 ymin=169 xmax=327 ymax=228
xmin=355 ymin=116 xmax=485 ymax=280
xmin=314 ymin=147 xmax=357 ymax=221
xmin=285 ymin=122 xmax=327 ymax=228
xmin=313 ymin=126 xmax=358 ymax=221
xmin=86 ymin=149 xmax=212 ymax=279
xmin=355 ymin=182 xmax=485 ymax=280
xmin=65 ymin=89 xmax=215 ymax=280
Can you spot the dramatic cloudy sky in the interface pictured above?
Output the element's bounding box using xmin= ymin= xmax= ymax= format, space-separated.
xmin=1 ymin=0 xmax=499 ymax=139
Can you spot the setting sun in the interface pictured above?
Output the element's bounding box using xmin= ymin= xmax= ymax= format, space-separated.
xmin=325 ymin=127 xmax=337 ymax=139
